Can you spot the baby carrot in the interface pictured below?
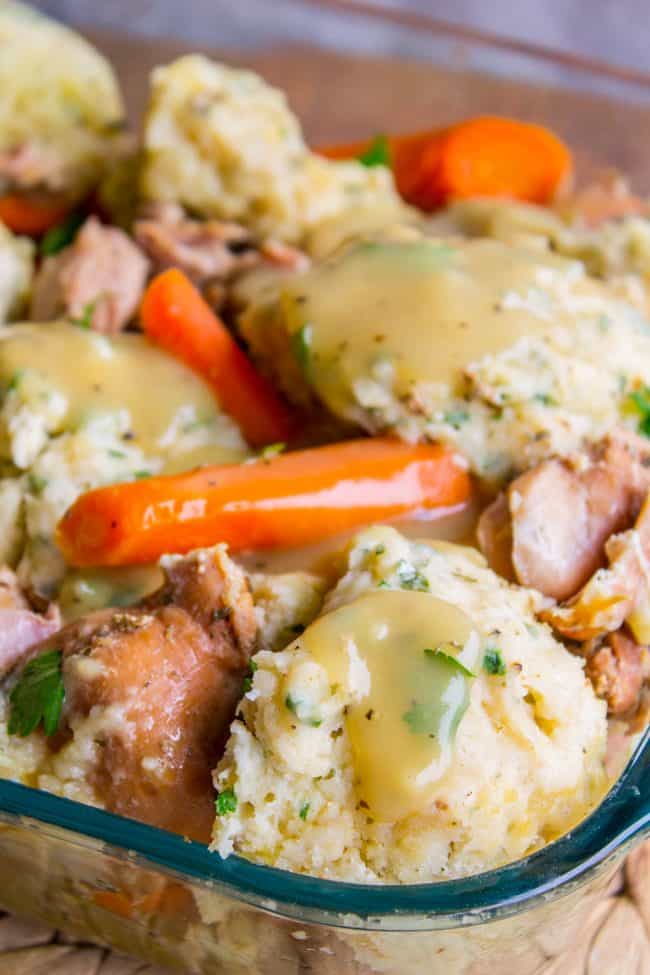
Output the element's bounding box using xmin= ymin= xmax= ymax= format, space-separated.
xmin=140 ymin=268 xmax=292 ymax=447
xmin=57 ymin=439 xmax=471 ymax=566
xmin=319 ymin=115 xmax=573 ymax=211
xmin=0 ymin=193 xmax=71 ymax=235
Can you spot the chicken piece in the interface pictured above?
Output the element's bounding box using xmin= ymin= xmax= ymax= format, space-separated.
xmin=0 ymin=567 xmax=60 ymax=677
xmin=30 ymin=216 xmax=149 ymax=334
xmin=134 ymin=204 xmax=308 ymax=289
xmin=542 ymin=496 xmax=650 ymax=640
xmin=560 ymin=171 xmax=649 ymax=229
xmin=478 ymin=431 xmax=650 ymax=601
xmin=35 ymin=545 xmax=256 ymax=841
xmin=586 ymin=629 xmax=650 ymax=719
xmin=0 ymin=143 xmax=65 ymax=192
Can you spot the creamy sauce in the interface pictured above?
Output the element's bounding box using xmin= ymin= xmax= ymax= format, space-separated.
xmin=294 ymin=589 xmax=481 ymax=821
xmin=281 ymin=237 xmax=590 ymax=417
xmin=57 ymin=564 xmax=164 ymax=620
xmin=0 ymin=322 xmax=245 ymax=469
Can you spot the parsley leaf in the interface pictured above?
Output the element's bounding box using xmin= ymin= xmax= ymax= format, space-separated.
xmin=424 ymin=644 xmax=475 ymax=677
xmin=8 ymin=650 xmax=65 ymax=737
xmin=259 ymin=442 xmax=285 ymax=461
xmin=40 ymin=211 xmax=85 ymax=257
xmin=215 ymin=788 xmax=237 ymax=816
xmin=627 ymin=385 xmax=650 ymax=437
xmin=483 ymin=648 xmax=507 ymax=676
xmin=285 ymin=692 xmax=322 ymax=727
xmin=299 ymin=801 xmax=310 ymax=821
xmin=291 ymin=324 xmax=313 ymax=373
xmin=396 ymin=560 xmax=430 ymax=592
xmin=357 ymin=134 xmax=391 ymax=168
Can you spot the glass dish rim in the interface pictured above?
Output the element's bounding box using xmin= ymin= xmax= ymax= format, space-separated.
xmin=0 ymin=730 xmax=647 ymax=930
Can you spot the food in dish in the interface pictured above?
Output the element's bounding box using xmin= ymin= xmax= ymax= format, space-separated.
xmin=0 ymin=1 xmax=126 ymax=229
xmin=0 ymin=5 xmax=647 ymax=894
xmin=212 ymin=526 xmax=607 ymax=881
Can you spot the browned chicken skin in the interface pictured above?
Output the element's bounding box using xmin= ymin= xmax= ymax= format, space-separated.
xmin=34 ymin=546 xmax=256 ymax=842
xmin=30 ymin=216 xmax=150 ymax=334
xmin=478 ymin=430 xmax=650 ymax=724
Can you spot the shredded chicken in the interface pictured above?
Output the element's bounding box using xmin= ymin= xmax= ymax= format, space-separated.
xmin=0 ymin=567 xmax=60 ymax=678
xmin=30 ymin=216 xmax=149 ymax=334
xmin=28 ymin=545 xmax=256 ymax=841
xmin=478 ymin=430 xmax=650 ymax=723
xmin=134 ymin=204 xmax=308 ymax=308
xmin=0 ymin=142 xmax=65 ymax=192
xmin=542 ymin=496 xmax=650 ymax=640
xmin=586 ymin=629 xmax=650 ymax=720
xmin=478 ymin=430 xmax=650 ymax=601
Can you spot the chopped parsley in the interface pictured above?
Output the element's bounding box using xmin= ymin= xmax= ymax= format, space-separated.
xmin=285 ymin=692 xmax=322 ymax=727
xmin=8 ymin=650 xmax=65 ymax=738
xmin=7 ymin=369 xmax=25 ymax=392
xmin=215 ymin=788 xmax=237 ymax=816
xmin=396 ymin=559 xmax=430 ymax=592
xmin=627 ymin=385 xmax=650 ymax=437
xmin=291 ymin=324 xmax=313 ymax=373
xmin=532 ymin=393 xmax=557 ymax=406
xmin=299 ymin=801 xmax=310 ymax=821
xmin=134 ymin=470 xmax=151 ymax=480
xmin=69 ymin=301 xmax=96 ymax=330
xmin=373 ymin=544 xmax=386 ymax=556
xmin=40 ymin=210 xmax=85 ymax=257
xmin=242 ymin=659 xmax=258 ymax=693
xmin=108 ymin=449 xmax=126 ymax=459
xmin=27 ymin=473 xmax=48 ymax=495
xmin=424 ymin=644 xmax=474 ymax=677
xmin=443 ymin=409 xmax=470 ymax=430
xmin=483 ymin=648 xmax=507 ymax=676
xmin=259 ymin=442 xmax=285 ymax=461
xmin=357 ymin=134 xmax=391 ymax=168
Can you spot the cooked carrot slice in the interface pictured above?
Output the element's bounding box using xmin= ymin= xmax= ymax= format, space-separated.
xmin=140 ymin=268 xmax=292 ymax=447
xmin=0 ymin=193 xmax=71 ymax=235
xmin=319 ymin=116 xmax=573 ymax=211
xmin=57 ymin=439 xmax=471 ymax=566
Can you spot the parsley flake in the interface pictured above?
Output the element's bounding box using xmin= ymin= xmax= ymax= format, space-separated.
xmin=242 ymin=659 xmax=258 ymax=693
xmin=396 ymin=560 xmax=430 ymax=592
xmin=299 ymin=801 xmax=310 ymax=821
xmin=285 ymin=692 xmax=322 ymax=727
xmin=40 ymin=211 xmax=85 ymax=257
xmin=443 ymin=409 xmax=470 ymax=430
xmin=215 ymin=788 xmax=237 ymax=816
xmin=291 ymin=324 xmax=313 ymax=373
xmin=9 ymin=650 xmax=65 ymax=738
xmin=357 ymin=134 xmax=391 ymax=168
xmin=259 ymin=442 xmax=286 ymax=461
xmin=483 ymin=648 xmax=507 ymax=676
xmin=69 ymin=300 xmax=96 ymax=330
xmin=627 ymin=385 xmax=650 ymax=437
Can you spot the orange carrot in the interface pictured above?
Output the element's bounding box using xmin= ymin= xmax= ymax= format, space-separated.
xmin=57 ymin=439 xmax=471 ymax=566
xmin=140 ymin=268 xmax=292 ymax=447
xmin=0 ymin=193 xmax=71 ymax=235
xmin=319 ymin=116 xmax=573 ymax=211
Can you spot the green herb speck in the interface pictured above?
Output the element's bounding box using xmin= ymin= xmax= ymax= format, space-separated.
xmin=483 ymin=648 xmax=507 ymax=676
xmin=215 ymin=788 xmax=237 ymax=816
xmin=357 ymin=134 xmax=391 ymax=168
xmin=299 ymin=801 xmax=310 ymax=821
xmin=396 ymin=560 xmax=430 ymax=592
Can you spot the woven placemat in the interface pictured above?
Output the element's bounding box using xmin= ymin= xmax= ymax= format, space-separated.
xmin=0 ymin=840 xmax=647 ymax=974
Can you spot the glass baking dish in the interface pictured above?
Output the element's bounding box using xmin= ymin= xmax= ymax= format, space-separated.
xmin=2 ymin=2 xmax=650 ymax=972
